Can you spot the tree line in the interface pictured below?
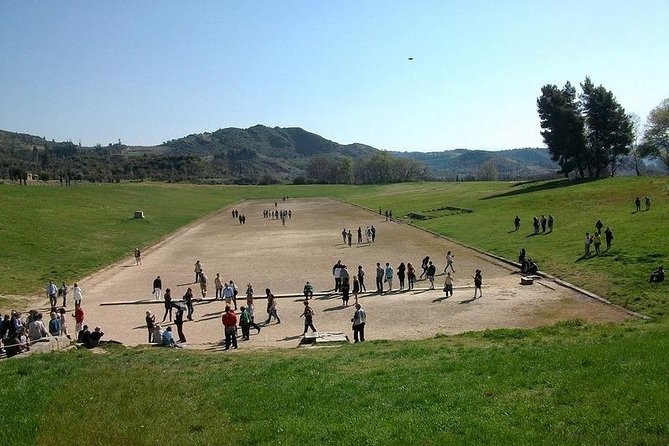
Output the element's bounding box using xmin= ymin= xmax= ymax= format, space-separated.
xmin=303 ymin=152 xmax=427 ymax=184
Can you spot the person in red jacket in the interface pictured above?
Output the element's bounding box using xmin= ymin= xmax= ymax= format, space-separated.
xmin=221 ymin=306 xmax=238 ymax=350
xmin=72 ymin=303 xmax=85 ymax=338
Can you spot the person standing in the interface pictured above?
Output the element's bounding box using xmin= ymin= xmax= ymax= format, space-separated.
xmin=183 ymin=287 xmax=194 ymax=321
xmin=371 ymin=225 xmax=376 ymax=242
xmin=73 ymin=304 xmax=84 ymax=338
xmin=357 ymin=265 xmax=366 ymax=292
xmin=47 ymin=281 xmax=58 ymax=311
xmin=58 ymin=308 xmax=69 ymax=338
xmin=59 ymin=282 xmax=68 ymax=308
xmin=199 ymin=271 xmax=208 ymax=298
xmin=533 ymin=216 xmax=540 ymax=235
xmin=347 ymin=230 xmax=352 ymax=247
xmin=593 ymin=231 xmax=602 ymax=255
xmin=134 ymin=248 xmax=142 ymax=265
xmin=145 ymin=311 xmax=155 ymax=343
xmin=265 ymin=289 xmax=280 ymax=324
xmin=152 ymin=276 xmax=162 ymax=300
xmin=301 ymin=301 xmax=317 ymax=335
xmin=540 ymin=215 xmax=547 ymax=233
xmin=375 ymin=263 xmax=384 ymax=293
xmin=229 ymin=280 xmax=238 ymax=310
xmin=584 ymin=233 xmax=592 ymax=258
xmin=341 ymin=229 xmax=347 ymax=243
xmin=351 ymin=304 xmax=366 ymax=343
xmin=239 ymin=306 xmax=251 ymax=341
xmin=443 ymin=272 xmax=454 ymax=298
xmin=514 ymin=215 xmax=521 ymax=231
xmin=246 ymin=283 xmax=254 ymax=306
xmin=352 ymin=276 xmax=360 ymax=304
xmin=72 ymin=283 xmax=83 ymax=307
xmin=222 ymin=282 xmax=234 ymax=306
xmin=595 ymin=219 xmax=604 ymax=234
xmin=215 ymin=273 xmax=223 ymax=299
xmin=407 ymin=263 xmax=416 ymax=290
xmin=427 ymin=261 xmax=436 ymax=290
xmin=221 ymin=306 xmax=238 ymax=350
xmin=645 ymin=196 xmax=651 ymax=211
xmin=341 ymin=266 xmax=351 ymax=306
xmin=48 ymin=312 xmax=61 ymax=337
xmin=357 ymin=227 xmax=362 ymax=244
xmin=445 ymin=251 xmax=455 ymax=273
xmin=604 ymin=227 xmax=614 ymax=251
xmin=397 ymin=262 xmax=406 ymax=291
xmin=472 ymin=270 xmax=483 ymax=299
xmin=194 ymin=260 xmax=202 ymax=283
xmin=384 ymin=263 xmax=393 ymax=292
xmin=634 ymin=197 xmax=641 ymax=212
xmin=332 ymin=260 xmax=343 ymax=292
xmin=162 ymin=288 xmax=173 ymax=322
xmin=547 ymin=215 xmax=555 ymax=232
xmin=174 ymin=309 xmax=186 ymax=343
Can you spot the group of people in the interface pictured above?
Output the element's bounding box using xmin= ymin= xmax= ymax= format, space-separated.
xmin=341 ymin=226 xmax=376 ymax=246
xmin=231 ymin=209 xmax=247 ymax=224
xmin=513 ymin=214 xmax=555 ymax=234
xmin=583 ymin=219 xmax=614 ymax=258
xmin=634 ymin=196 xmax=652 ymax=212
xmin=45 ymin=280 xmax=83 ymax=312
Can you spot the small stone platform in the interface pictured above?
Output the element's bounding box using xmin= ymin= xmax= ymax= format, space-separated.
xmin=299 ymin=331 xmax=349 ymax=347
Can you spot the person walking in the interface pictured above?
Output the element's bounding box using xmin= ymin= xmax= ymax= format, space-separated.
xmin=199 ymin=271 xmax=208 ymax=298
xmin=420 ymin=256 xmax=430 ymax=279
xmin=72 ymin=283 xmax=83 ymax=307
xmin=443 ymin=272 xmax=454 ymax=298
xmin=514 ymin=215 xmax=521 ymax=231
xmin=351 ymin=304 xmax=366 ymax=343
xmin=183 ymin=287 xmax=194 ymax=321
xmin=152 ymin=276 xmax=162 ymax=300
xmin=397 ymin=262 xmax=406 ymax=291
xmin=604 ymin=227 xmax=614 ymax=251
xmin=162 ymin=288 xmax=173 ymax=322
xmin=174 ymin=309 xmax=186 ymax=343
xmin=472 ymin=270 xmax=483 ymax=299
xmin=445 ymin=251 xmax=455 ymax=273
xmin=357 ymin=265 xmax=366 ymax=292
xmin=134 ymin=248 xmax=142 ymax=265
xmin=265 ymin=289 xmax=280 ymax=324
xmin=301 ymin=301 xmax=317 ymax=336
xmin=427 ymin=261 xmax=436 ymax=290
xmin=222 ymin=306 xmax=238 ymax=350
xmin=407 ymin=263 xmax=416 ymax=290
xmin=239 ymin=306 xmax=252 ymax=341
xmin=352 ymin=276 xmax=360 ymax=304
xmin=384 ymin=262 xmax=393 ymax=292
xmin=375 ymin=263 xmax=384 ymax=293
xmin=145 ymin=311 xmax=155 ymax=343
xmin=595 ymin=219 xmax=604 ymax=234
xmin=584 ymin=233 xmax=592 ymax=258
xmin=247 ymin=301 xmax=261 ymax=334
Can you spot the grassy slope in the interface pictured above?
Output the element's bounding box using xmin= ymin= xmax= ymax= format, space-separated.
xmin=1 ymin=178 xmax=668 ymax=445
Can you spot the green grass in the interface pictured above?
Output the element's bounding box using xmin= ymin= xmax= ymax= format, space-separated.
xmin=1 ymin=178 xmax=669 ymax=445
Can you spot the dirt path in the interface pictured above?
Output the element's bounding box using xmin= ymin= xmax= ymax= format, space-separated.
xmin=65 ymin=198 xmax=630 ymax=349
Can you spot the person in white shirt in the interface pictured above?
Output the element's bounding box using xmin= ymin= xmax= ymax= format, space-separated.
xmin=46 ymin=280 xmax=58 ymax=310
xmin=72 ymin=283 xmax=83 ymax=306
xmin=222 ymin=282 xmax=234 ymax=306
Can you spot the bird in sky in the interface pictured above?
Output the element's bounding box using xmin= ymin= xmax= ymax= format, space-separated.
xmin=408 ymin=57 xmax=414 ymax=61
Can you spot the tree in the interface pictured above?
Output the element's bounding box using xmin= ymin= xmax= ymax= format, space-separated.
xmin=628 ymin=113 xmax=644 ymax=176
xmin=580 ymin=77 xmax=633 ymax=176
xmin=477 ymin=158 xmax=498 ymax=180
xmin=641 ymin=98 xmax=669 ymax=170
xmin=537 ymin=82 xmax=587 ymax=177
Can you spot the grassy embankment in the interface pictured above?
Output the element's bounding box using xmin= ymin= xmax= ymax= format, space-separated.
xmin=1 ymin=178 xmax=668 ymax=445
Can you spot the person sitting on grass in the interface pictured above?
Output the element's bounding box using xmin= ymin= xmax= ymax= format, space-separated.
xmin=87 ymin=326 xmax=104 ymax=348
xmin=649 ymin=266 xmax=665 ymax=283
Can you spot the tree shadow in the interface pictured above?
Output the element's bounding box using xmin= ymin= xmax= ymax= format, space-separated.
xmin=481 ymin=178 xmax=600 ymax=200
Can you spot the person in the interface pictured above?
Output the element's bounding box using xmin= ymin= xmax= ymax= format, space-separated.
xmin=162 ymin=288 xmax=173 ymax=322
xmin=547 ymin=215 xmax=554 ymax=232
xmin=59 ymin=282 xmax=68 ymax=307
xmin=357 ymin=265 xmax=366 ymax=292
xmin=174 ymin=309 xmax=186 ymax=343
xmin=332 ymin=260 xmax=343 ymax=291
xmin=472 ymin=270 xmax=483 ymax=299
xmin=645 ymin=196 xmax=651 ymax=211
xmin=604 ymin=227 xmax=614 ymax=251
xmin=384 ymin=262 xmax=393 ymax=292
xmin=47 ymin=280 xmax=58 ymax=311
xmin=341 ymin=266 xmax=351 ymax=306
xmin=593 ymin=231 xmax=602 ymax=255
xmin=347 ymin=230 xmax=352 ymax=247
xmin=352 ymin=276 xmax=360 ymax=304
xmin=341 ymin=228 xmax=347 ymax=243
xmin=73 ymin=304 xmax=84 ymax=338
xmin=29 ymin=313 xmax=48 ymax=341
xmin=194 ymin=260 xmax=202 ymax=283
xmin=221 ymin=306 xmax=238 ymax=350
xmin=375 ymin=263 xmax=384 ymax=293
xmin=595 ymin=219 xmax=604 ymax=234
xmin=420 ymin=256 xmax=430 ymax=279
xmin=17 ymin=327 xmax=30 ymax=354
xmin=397 ymin=262 xmax=406 ymax=291
xmin=48 ymin=312 xmax=61 ymax=337
xmin=303 ymin=281 xmax=314 ymax=300
xmin=88 ymin=327 xmax=104 ymax=348
xmin=407 ymin=262 xmax=416 ymax=290
xmin=239 ymin=306 xmax=252 ymax=341
xmin=351 ymin=303 xmax=366 ymax=343
xmin=58 ymin=307 xmax=69 ymax=338
xmin=199 ymin=271 xmax=208 ymax=298
xmin=229 ymin=280 xmax=239 ymax=310
xmin=73 ymin=283 xmax=83 ymax=307
xmin=145 ymin=311 xmax=155 ymax=343
xmin=518 ymin=248 xmax=526 ymax=264
xmin=152 ymin=276 xmax=162 ymax=300
xmin=365 ymin=226 xmax=372 ymax=244
xmin=265 ymin=289 xmax=280 ymax=324
xmin=247 ymin=301 xmax=261 ymax=334
xmin=584 ymin=233 xmax=592 ymax=258
xmin=183 ymin=287 xmax=194 ymax=320
xmin=161 ymin=326 xmax=177 ymax=347
xmin=301 ymin=301 xmax=317 ymax=335
xmin=246 ymin=283 xmax=254 ymax=305
xmin=540 ymin=214 xmax=547 ymax=233
xmin=151 ymin=324 xmax=163 ymax=344
xmin=514 ymin=215 xmax=521 ymax=231
xmin=443 ymin=272 xmax=454 ymax=298
xmin=635 ymin=196 xmax=641 ymax=212
xmin=357 ymin=227 xmax=362 ymax=244
xmin=77 ymin=325 xmax=90 ymax=345
xmin=371 ymin=225 xmax=376 ymax=242
xmin=445 ymin=251 xmax=455 ymax=273
xmin=427 ymin=261 xmax=436 ymax=290
xmin=222 ymin=282 xmax=234 ymax=306
xmin=134 ymin=248 xmax=142 ymax=265
xmin=215 ymin=273 xmax=223 ymax=299
xmin=533 ymin=216 xmax=540 ymax=235
xmin=649 ymin=266 xmax=665 ymax=283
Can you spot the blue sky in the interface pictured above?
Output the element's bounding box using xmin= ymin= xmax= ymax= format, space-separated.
xmin=1 ymin=1 xmax=667 ymax=151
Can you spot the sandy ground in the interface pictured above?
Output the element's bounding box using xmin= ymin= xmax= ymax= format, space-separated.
xmin=60 ymin=198 xmax=630 ymax=350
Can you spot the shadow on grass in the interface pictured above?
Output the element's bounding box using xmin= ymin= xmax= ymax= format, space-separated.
xmin=481 ymin=177 xmax=600 ymax=200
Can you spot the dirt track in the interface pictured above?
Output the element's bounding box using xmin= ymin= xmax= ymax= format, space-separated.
xmin=75 ymin=198 xmax=630 ymax=350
